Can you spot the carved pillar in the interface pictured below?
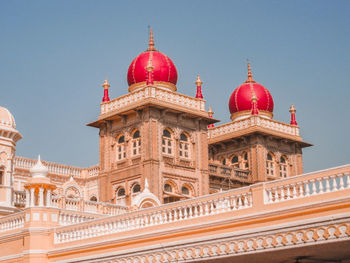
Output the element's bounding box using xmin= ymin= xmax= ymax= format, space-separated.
xmin=39 ymin=187 xmax=44 ymax=206
xmin=30 ymin=188 xmax=35 ymax=207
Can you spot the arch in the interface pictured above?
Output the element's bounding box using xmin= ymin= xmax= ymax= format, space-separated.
xmin=179 ymin=132 xmax=190 ymax=159
xmin=65 ymin=186 xmax=80 ymax=199
xmin=89 ymin=196 xmax=97 ymax=202
xmin=231 ymin=155 xmax=239 ymax=168
xmin=117 ymin=187 xmax=126 ymax=197
xmin=132 ymin=183 xmax=141 ymax=193
xmin=132 ymin=129 xmax=140 ymax=139
xmin=162 ymin=128 xmax=174 ymax=155
xmin=181 ymin=182 xmax=195 ymax=196
xmin=221 ymin=157 xmax=226 ymax=166
xmin=241 ymin=151 xmax=249 ymax=169
xmin=131 ymin=129 xmax=141 ymax=156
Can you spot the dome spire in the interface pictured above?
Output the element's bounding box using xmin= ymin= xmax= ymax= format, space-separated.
xmin=146 ymin=53 xmax=154 ymax=85
xmin=251 ymin=91 xmax=259 ymax=115
xmin=195 ymin=75 xmax=203 ymax=99
xmin=102 ymin=79 xmax=110 ymax=103
xmin=289 ymin=104 xmax=298 ymax=126
xmin=147 ymin=28 xmax=156 ymax=51
xmin=208 ymin=106 xmax=214 ymax=128
xmin=245 ymin=60 xmax=256 ymax=83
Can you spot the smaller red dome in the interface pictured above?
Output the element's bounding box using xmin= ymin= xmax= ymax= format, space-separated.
xmin=228 ymin=63 xmax=274 ymax=120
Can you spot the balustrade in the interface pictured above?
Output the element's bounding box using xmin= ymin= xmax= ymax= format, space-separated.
xmin=54 ymin=189 xmax=252 ymax=244
xmin=0 ymin=212 xmax=25 ymax=233
xmin=208 ymin=164 xmax=249 ymax=181
xmin=265 ymin=170 xmax=350 ymax=204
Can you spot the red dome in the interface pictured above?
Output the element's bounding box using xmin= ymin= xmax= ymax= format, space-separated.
xmin=127 ymin=51 xmax=177 ymax=86
xmin=228 ymin=63 xmax=274 ymax=119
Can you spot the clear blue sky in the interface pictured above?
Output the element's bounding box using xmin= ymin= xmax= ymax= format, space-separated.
xmin=0 ymin=0 xmax=349 ymax=172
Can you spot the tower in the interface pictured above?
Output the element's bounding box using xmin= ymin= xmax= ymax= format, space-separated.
xmin=208 ymin=63 xmax=311 ymax=190
xmin=0 ymin=106 xmax=22 ymax=215
xmin=88 ymin=30 xmax=216 ymax=206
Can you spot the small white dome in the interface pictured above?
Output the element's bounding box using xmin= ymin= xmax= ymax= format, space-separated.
xmin=30 ymin=155 xmax=49 ymax=178
xmin=0 ymin=106 xmax=16 ymax=129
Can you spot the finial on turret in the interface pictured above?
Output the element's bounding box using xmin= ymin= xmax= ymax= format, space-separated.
xmin=102 ymin=79 xmax=110 ymax=102
xmin=245 ymin=60 xmax=256 ymax=83
xmin=289 ymin=104 xmax=297 ymax=126
xmin=250 ymin=91 xmax=259 ymax=115
xmin=195 ymin=75 xmax=203 ymax=99
xmin=147 ymin=28 xmax=156 ymax=51
xmin=146 ymin=54 xmax=154 ymax=85
xmin=208 ymin=106 xmax=214 ymax=128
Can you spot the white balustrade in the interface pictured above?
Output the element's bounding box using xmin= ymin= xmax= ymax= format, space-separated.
xmin=265 ymin=171 xmax=350 ymax=204
xmin=208 ymin=116 xmax=300 ymax=140
xmin=54 ymin=189 xmax=253 ymax=244
xmin=0 ymin=213 xmax=25 ymax=233
xmin=100 ymin=86 xmax=206 ymax=115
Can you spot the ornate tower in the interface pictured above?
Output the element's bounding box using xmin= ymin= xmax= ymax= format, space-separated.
xmin=0 ymin=106 xmax=22 ymax=215
xmin=208 ymin=63 xmax=311 ymax=190
xmin=88 ymin=30 xmax=216 ymax=206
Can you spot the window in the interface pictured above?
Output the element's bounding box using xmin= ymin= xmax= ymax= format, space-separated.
xmin=231 ymin=155 xmax=239 ymax=168
xmin=117 ymin=135 xmax=126 ymax=161
xmin=266 ymin=153 xmax=275 ymax=176
xmin=279 ymin=156 xmax=288 ymax=178
xmin=179 ymin=133 xmax=190 ymax=159
xmin=221 ymin=158 xmax=226 ymax=165
xmin=132 ymin=130 xmax=141 ymax=156
xmin=90 ymin=196 xmax=97 ymax=202
xmin=164 ymin=183 xmax=172 ymax=193
xmin=162 ymin=129 xmax=173 ymax=155
xmin=181 ymin=186 xmax=189 ymax=195
xmin=242 ymin=152 xmax=249 ymax=169
xmin=133 ymin=184 xmax=141 ymax=193
xmin=0 ymin=171 xmax=3 ymax=185
xmin=117 ymin=188 xmax=125 ymax=197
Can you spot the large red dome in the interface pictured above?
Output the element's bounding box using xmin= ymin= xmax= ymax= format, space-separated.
xmin=228 ymin=63 xmax=274 ymax=120
xmin=127 ymin=51 xmax=177 ymax=86
xmin=127 ymin=29 xmax=177 ymax=89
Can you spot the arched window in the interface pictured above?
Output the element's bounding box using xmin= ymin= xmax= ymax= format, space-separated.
xmin=266 ymin=153 xmax=275 ymax=176
xmin=0 ymin=170 xmax=3 ymax=185
xmin=133 ymin=184 xmax=141 ymax=193
xmin=117 ymin=135 xmax=126 ymax=161
xmin=90 ymin=196 xmax=97 ymax=202
xmin=242 ymin=152 xmax=249 ymax=169
xmin=279 ymin=156 xmax=288 ymax=178
xmin=162 ymin=129 xmax=173 ymax=155
xmin=181 ymin=186 xmax=189 ymax=195
xmin=117 ymin=188 xmax=125 ymax=197
xmin=231 ymin=155 xmax=239 ymax=168
xmin=221 ymin=158 xmax=226 ymax=166
xmin=179 ymin=133 xmax=190 ymax=159
xmin=132 ymin=130 xmax=141 ymax=156
xmin=164 ymin=183 xmax=172 ymax=193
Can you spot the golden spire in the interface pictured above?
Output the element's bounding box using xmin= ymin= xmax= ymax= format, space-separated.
xmin=102 ymin=79 xmax=110 ymax=89
xmin=195 ymin=75 xmax=203 ymax=86
xmin=208 ymin=106 xmax=214 ymax=116
xmin=251 ymin=90 xmax=257 ymax=102
xmin=147 ymin=28 xmax=156 ymax=51
xmin=245 ymin=60 xmax=255 ymax=83
xmin=146 ymin=54 xmax=154 ymax=72
xmin=289 ymin=104 xmax=296 ymax=113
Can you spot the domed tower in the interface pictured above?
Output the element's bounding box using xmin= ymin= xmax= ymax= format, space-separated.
xmin=89 ymin=30 xmax=216 ymax=205
xmin=127 ymin=29 xmax=178 ymax=93
xmin=0 ymin=106 xmax=22 ymax=215
xmin=207 ymin=63 xmax=311 ymax=189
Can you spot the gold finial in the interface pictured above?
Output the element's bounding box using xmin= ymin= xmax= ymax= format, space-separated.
xmin=146 ymin=54 xmax=154 ymax=72
xmin=102 ymin=79 xmax=110 ymax=89
xmin=195 ymin=75 xmax=203 ymax=86
xmin=251 ymin=90 xmax=257 ymax=102
xmin=289 ymin=104 xmax=296 ymax=113
xmin=208 ymin=106 xmax=214 ymax=115
xmin=245 ymin=60 xmax=255 ymax=83
xmin=147 ymin=28 xmax=156 ymax=51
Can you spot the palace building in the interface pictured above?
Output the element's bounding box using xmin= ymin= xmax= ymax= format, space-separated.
xmin=0 ymin=30 xmax=349 ymax=263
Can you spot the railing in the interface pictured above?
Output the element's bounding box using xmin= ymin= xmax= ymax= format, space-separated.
xmin=209 ymin=164 xmax=249 ymax=180
xmin=264 ymin=165 xmax=350 ymax=204
xmin=54 ymin=188 xmax=252 ymax=244
xmin=13 ymin=190 xmax=26 ymax=207
xmin=59 ymin=211 xmax=101 ymax=226
xmin=208 ymin=116 xmax=300 ymax=140
xmin=0 ymin=212 xmax=25 ymax=233
xmin=13 ymin=156 xmax=100 ymax=179
xmin=101 ymin=86 xmax=206 ymax=115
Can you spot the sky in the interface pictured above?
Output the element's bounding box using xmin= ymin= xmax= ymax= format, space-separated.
xmin=0 ymin=0 xmax=349 ymax=172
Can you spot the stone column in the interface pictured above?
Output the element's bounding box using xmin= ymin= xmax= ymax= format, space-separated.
xmin=30 ymin=188 xmax=35 ymax=207
xmin=46 ymin=189 xmax=51 ymax=207
xmin=25 ymin=188 xmax=30 ymax=208
xmin=39 ymin=187 xmax=44 ymax=206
